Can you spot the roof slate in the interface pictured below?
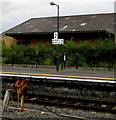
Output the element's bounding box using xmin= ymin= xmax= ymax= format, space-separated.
xmin=6 ymin=13 xmax=116 ymax=36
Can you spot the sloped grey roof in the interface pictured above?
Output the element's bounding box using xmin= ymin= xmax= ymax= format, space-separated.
xmin=6 ymin=13 xmax=116 ymax=36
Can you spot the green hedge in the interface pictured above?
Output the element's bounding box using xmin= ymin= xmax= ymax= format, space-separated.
xmin=2 ymin=39 xmax=116 ymax=68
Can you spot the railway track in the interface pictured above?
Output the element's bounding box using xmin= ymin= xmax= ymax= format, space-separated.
xmin=1 ymin=69 xmax=116 ymax=119
xmin=12 ymin=93 xmax=116 ymax=114
xmin=2 ymin=74 xmax=116 ymax=116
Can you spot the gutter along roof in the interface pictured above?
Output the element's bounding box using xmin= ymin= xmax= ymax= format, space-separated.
xmin=6 ymin=30 xmax=110 ymax=36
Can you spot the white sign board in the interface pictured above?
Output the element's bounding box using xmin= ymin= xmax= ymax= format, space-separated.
xmin=64 ymin=55 xmax=66 ymax=61
xmin=52 ymin=39 xmax=64 ymax=45
xmin=54 ymin=32 xmax=58 ymax=39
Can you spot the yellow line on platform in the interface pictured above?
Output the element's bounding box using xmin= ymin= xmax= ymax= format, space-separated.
xmin=1 ymin=72 xmax=115 ymax=80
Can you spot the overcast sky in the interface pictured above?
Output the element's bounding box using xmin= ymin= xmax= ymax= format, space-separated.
xmin=0 ymin=0 xmax=115 ymax=33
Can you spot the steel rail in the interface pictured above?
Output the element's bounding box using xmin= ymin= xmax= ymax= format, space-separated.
xmin=10 ymin=93 xmax=116 ymax=114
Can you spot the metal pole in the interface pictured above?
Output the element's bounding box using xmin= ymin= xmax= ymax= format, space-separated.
xmin=50 ymin=2 xmax=60 ymax=71
xmin=57 ymin=5 xmax=59 ymax=37
xmin=57 ymin=5 xmax=59 ymax=71
xmin=21 ymin=94 xmax=24 ymax=112
xmin=50 ymin=2 xmax=59 ymax=36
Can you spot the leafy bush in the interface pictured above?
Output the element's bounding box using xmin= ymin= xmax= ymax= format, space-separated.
xmin=2 ymin=38 xmax=116 ymax=68
xmin=94 ymin=38 xmax=115 ymax=68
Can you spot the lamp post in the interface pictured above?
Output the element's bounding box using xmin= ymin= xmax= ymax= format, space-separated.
xmin=50 ymin=2 xmax=60 ymax=71
xmin=50 ymin=2 xmax=59 ymax=38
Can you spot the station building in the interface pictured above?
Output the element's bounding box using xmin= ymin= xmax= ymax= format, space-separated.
xmin=1 ymin=13 xmax=116 ymax=47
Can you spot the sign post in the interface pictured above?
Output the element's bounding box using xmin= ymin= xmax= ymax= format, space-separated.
xmin=63 ymin=54 xmax=66 ymax=69
xmin=52 ymin=32 xmax=64 ymax=71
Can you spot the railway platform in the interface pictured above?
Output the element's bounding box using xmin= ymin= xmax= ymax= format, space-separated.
xmin=2 ymin=64 xmax=115 ymax=77
xmin=1 ymin=64 xmax=115 ymax=82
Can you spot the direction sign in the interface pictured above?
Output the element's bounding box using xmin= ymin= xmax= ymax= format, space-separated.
xmin=52 ymin=39 xmax=64 ymax=45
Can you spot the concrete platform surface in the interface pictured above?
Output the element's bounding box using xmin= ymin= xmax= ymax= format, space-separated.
xmin=1 ymin=65 xmax=115 ymax=79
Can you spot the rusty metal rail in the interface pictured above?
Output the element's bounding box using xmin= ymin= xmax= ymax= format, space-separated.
xmin=10 ymin=93 xmax=116 ymax=114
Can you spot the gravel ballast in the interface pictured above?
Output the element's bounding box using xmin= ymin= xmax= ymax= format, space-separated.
xmin=1 ymin=101 xmax=116 ymax=120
